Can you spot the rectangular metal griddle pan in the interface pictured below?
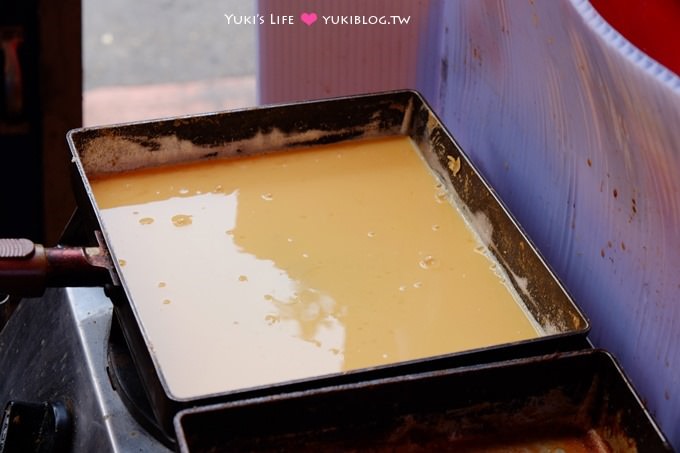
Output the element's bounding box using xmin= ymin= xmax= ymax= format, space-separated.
xmin=66 ymin=90 xmax=590 ymax=436
xmin=174 ymin=350 xmax=672 ymax=452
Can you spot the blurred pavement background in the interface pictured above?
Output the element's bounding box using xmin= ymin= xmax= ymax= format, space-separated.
xmin=82 ymin=0 xmax=257 ymax=125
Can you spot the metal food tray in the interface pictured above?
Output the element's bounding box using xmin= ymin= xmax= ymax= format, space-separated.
xmin=67 ymin=90 xmax=589 ymax=436
xmin=174 ymin=350 xmax=672 ymax=452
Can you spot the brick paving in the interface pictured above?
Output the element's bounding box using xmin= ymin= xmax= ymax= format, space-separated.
xmin=83 ymin=76 xmax=256 ymax=127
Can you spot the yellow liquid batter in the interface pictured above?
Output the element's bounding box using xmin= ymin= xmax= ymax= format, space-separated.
xmin=91 ymin=136 xmax=540 ymax=399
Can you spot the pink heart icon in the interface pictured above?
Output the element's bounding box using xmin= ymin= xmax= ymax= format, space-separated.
xmin=300 ymin=12 xmax=318 ymax=26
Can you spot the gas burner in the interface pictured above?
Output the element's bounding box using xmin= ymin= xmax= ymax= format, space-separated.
xmin=106 ymin=317 xmax=174 ymax=449
xmin=0 ymin=287 xmax=171 ymax=452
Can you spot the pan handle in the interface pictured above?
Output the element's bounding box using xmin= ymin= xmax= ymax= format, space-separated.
xmin=0 ymin=236 xmax=116 ymax=297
